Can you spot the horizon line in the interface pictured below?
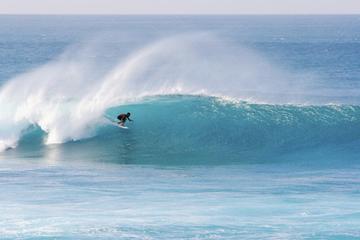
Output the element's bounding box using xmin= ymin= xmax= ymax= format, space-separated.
xmin=0 ymin=13 xmax=359 ymax=16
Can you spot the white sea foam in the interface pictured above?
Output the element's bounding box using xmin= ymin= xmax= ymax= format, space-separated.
xmin=0 ymin=34 xmax=317 ymax=151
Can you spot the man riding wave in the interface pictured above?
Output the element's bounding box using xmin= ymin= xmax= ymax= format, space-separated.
xmin=117 ymin=112 xmax=133 ymax=126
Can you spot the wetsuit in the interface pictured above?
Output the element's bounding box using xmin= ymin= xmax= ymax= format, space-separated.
xmin=117 ymin=114 xmax=132 ymax=124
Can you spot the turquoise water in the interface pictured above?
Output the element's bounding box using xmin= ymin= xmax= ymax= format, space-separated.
xmin=1 ymin=15 xmax=360 ymax=239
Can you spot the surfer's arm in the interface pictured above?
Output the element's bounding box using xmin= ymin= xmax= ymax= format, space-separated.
xmin=127 ymin=117 xmax=133 ymax=122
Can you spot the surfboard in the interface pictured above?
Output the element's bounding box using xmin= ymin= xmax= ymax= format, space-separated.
xmin=118 ymin=124 xmax=129 ymax=129
xmin=104 ymin=115 xmax=129 ymax=129
xmin=109 ymin=121 xmax=128 ymax=129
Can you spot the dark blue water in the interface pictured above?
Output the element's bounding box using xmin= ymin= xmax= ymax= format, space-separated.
xmin=1 ymin=15 xmax=360 ymax=239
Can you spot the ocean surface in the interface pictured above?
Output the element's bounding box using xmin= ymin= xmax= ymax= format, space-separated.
xmin=1 ymin=15 xmax=360 ymax=239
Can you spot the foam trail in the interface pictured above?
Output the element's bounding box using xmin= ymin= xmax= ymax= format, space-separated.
xmin=0 ymin=34 xmax=316 ymax=151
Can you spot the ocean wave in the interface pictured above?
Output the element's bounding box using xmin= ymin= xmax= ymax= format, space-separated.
xmin=2 ymin=95 xmax=359 ymax=164
xmin=0 ymin=34 xmax=359 ymax=155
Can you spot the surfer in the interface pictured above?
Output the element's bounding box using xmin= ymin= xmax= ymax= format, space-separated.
xmin=117 ymin=112 xmax=133 ymax=126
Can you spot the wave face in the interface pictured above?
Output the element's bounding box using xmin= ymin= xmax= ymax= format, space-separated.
xmin=6 ymin=95 xmax=360 ymax=164
xmin=1 ymin=33 xmax=360 ymax=164
xmin=0 ymin=33 xmax=304 ymax=151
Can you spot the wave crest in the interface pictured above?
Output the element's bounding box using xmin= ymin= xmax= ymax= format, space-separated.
xmin=0 ymin=34 xmax=350 ymax=151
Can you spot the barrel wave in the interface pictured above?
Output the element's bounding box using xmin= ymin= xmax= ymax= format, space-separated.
xmin=1 ymin=34 xmax=360 ymax=164
xmin=9 ymin=95 xmax=360 ymax=164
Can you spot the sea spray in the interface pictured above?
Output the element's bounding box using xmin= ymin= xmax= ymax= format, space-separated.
xmin=0 ymin=34 xmax=330 ymax=151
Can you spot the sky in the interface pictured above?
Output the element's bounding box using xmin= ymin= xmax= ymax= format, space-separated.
xmin=0 ymin=0 xmax=359 ymax=15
